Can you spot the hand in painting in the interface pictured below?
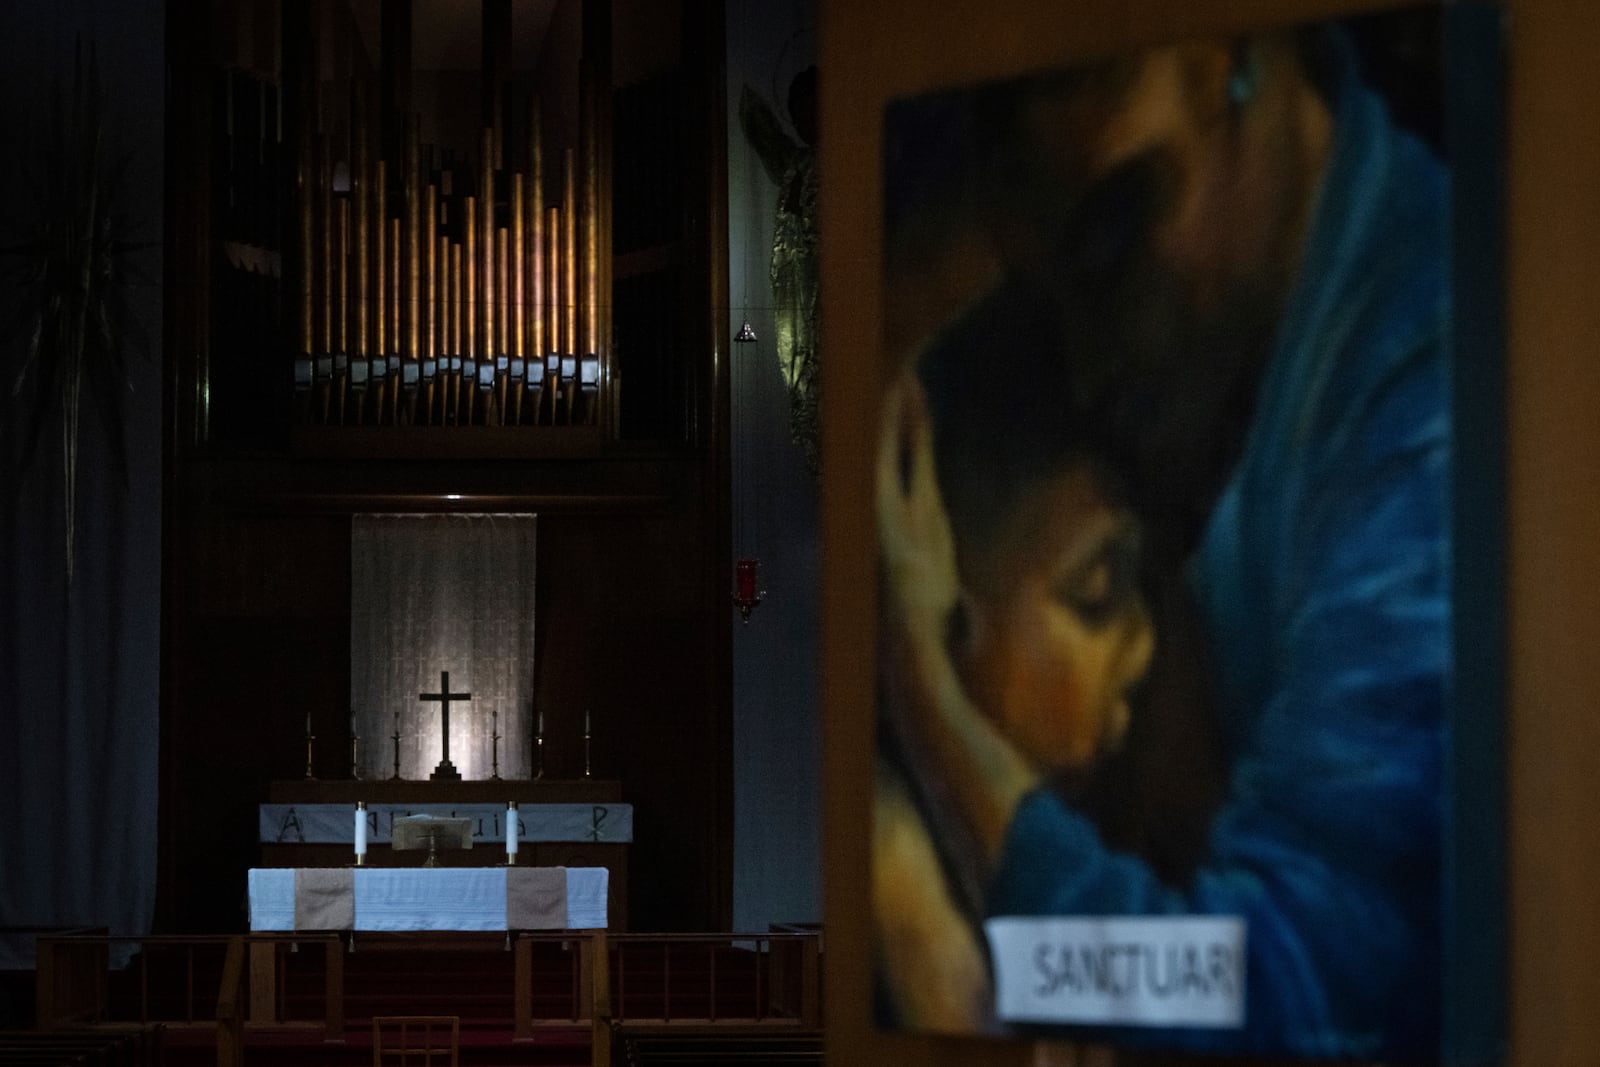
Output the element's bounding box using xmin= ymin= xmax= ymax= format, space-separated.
xmin=874 ymin=370 xmax=1041 ymax=868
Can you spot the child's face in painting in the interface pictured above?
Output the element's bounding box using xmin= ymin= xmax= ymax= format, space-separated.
xmin=952 ymin=466 xmax=1153 ymax=770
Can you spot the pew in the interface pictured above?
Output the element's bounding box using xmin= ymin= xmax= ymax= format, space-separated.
xmin=0 ymin=1026 xmax=161 ymax=1067
xmin=611 ymin=1024 xmax=824 ymax=1067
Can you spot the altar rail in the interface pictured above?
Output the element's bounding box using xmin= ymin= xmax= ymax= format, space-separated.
xmin=30 ymin=928 xmax=823 ymax=1067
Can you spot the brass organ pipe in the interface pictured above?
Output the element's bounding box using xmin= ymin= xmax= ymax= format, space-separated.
xmin=425 ymin=183 xmax=437 ymax=424
xmin=432 ymin=223 xmax=444 ymax=364
xmin=548 ymin=204 xmax=560 ymax=424
xmin=464 ymin=197 xmax=477 ymax=361
xmin=405 ymin=116 xmax=420 ymax=365
xmin=527 ymin=98 xmax=545 ymax=370
xmin=316 ymin=132 xmax=332 ymax=423
xmin=563 ymin=147 xmax=577 ymax=423
xmin=580 ymin=64 xmax=598 ymax=365
xmin=318 ymin=133 xmax=333 ymax=360
xmin=562 ymin=147 xmax=577 ymax=364
xmin=510 ymin=174 xmax=524 ymax=360
xmin=511 ymin=173 xmax=525 ymax=426
xmin=497 ymin=226 xmax=509 ymax=363
xmin=372 ymin=156 xmax=388 ymax=428
xmin=599 ymin=62 xmax=613 ymax=430
xmin=439 ymin=231 xmax=451 ymax=425
xmin=337 ymin=200 xmax=349 ymax=356
xmin=337 ymin=198 xmax=349 ymax=423
xmin=497 ymin=225 xmax=510 ymax=424
xmin=481 ymin=127 xmax=496 ymax=364
xmin=390 ymin=215 xmax=401 ymax=422
xmin=352 ymin=81 xmax=369 ymax=361
xmin=373 ymin=159 xmax=387 ymax=363
xmin=389 ymin=216 xmax=401 ymax=358
xmin=451 ymin=241 xmax=463 ymax=422
xmin=298 ymin=124 xmax=314 ymax=358
xmin=452 ymin=243 xmax=462 ymax=359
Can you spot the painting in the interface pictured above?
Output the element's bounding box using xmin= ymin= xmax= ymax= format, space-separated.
xmin=871 ymin=5 xmax=1503 ymax=1061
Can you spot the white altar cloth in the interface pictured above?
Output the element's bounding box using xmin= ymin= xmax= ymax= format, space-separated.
xmin=247 ymin=867 xmax=608 ymax=931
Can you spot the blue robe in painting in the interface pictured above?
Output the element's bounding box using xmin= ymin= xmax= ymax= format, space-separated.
xmin=987 ymin=42 xmax=1451 ymax=1062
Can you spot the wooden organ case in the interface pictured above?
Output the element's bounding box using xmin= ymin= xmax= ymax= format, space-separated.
xmin=160 ymin=0 xmax=732 ymax=935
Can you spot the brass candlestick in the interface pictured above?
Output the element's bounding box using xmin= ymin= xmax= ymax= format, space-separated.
xmin=490 ymin=706 xmax=503 ymax=780
xmin=390 ymin=714 xmax=402 ymax=780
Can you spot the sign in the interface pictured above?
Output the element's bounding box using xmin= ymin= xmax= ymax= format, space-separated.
xmin=985 ymin=916 xmax=1246 ymax=1029
xmin=260 ymin=802 xmax=633 ymax=844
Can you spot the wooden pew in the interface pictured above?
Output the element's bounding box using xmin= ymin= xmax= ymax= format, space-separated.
xmin=611 ymin=1024 xmax=824 ymax=1067
xmin=0 ymin=1026 xmax=161 ymax=1067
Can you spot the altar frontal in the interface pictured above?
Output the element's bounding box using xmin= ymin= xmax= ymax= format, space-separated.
xmin=248 ymin=866 xmax=609 ymax=931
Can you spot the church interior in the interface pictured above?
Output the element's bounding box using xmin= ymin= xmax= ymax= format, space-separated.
xmin=4 ymin=0 xmax=1600 ymax=1065
xmin=3 ymin=0 xmax=823 ymax=1062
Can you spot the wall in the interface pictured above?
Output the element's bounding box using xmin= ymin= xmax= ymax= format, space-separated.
xmin=725 ymin=0 xmax=822 ymax=932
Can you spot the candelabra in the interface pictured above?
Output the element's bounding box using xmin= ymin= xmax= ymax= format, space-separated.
xmin=533 ymin=708 xmax=545 ymax=780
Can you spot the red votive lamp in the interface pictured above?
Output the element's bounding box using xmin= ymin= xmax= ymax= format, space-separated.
xmin=734 ymin=558 xmax=762 ymax=622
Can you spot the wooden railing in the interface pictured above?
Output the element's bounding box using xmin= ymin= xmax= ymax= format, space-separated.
xmin=214 ymin=938 xmax=246 ymax=1067
xmin=31 ymin=928 xmax=111 ymax=1027
xmin=29 ymin=927 xmax=824 ymax=1067
xmin=243 ymin=933 xmax=344 ymax=1037
xmin=606 ymin=932 xmax=822 ymax=1027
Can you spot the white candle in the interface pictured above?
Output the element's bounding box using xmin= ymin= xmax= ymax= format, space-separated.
xmin=537 ymin=711 xmax=544 ymax=735
xmin=584 ymin=710 xmax=591 ymax=734
xmin=354 ymin=803 xmax=368 ymax=856
xmin=506 ymin=801 xmax=519 ymax=856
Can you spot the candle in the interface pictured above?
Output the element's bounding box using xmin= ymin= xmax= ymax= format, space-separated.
xmin=537 ymin=711 xmax=544 ymax=735
xmin=506 ymin=801 xmax=519 ymax=858
xmin=306 ymin=710 xmax=313 ymax=736
xmin=493 ymin=707 xmax=498 ymax=736
xmin=350 ymin=708 xmax=357 ymax=735
xmin=393 ymin=711 xmax=400 ymax=736
xmin=355 ymin=802 xmax=368 ymax=856
xmin=584 ymin=710 xmax=591 ymax=734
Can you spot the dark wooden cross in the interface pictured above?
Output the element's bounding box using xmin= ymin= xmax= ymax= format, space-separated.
xmin=420 ymin=670 xmax=471 ymax=781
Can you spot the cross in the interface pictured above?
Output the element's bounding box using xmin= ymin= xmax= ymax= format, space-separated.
xmin=420 ymin=670 xmax=471 ymax=781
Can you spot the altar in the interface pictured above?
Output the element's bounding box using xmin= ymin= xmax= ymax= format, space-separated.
xmin=260 ymin=778 xmax=630 ymax=928
xmin=248 ymin=867 xmax=608 ymax=931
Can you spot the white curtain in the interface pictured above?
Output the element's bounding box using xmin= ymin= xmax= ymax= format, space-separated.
xmin=351 ymin=514 xmax=536 ymax=780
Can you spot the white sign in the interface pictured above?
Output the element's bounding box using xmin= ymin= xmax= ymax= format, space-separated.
xmin=984 ymin=915 xmax=1246 ymax=1029
xmin=260 ymin=803 xmax=633 ymax=844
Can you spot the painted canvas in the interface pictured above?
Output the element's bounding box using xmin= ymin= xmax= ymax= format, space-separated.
xmin=872 ymin=5 xmax=1503 ymax=1061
